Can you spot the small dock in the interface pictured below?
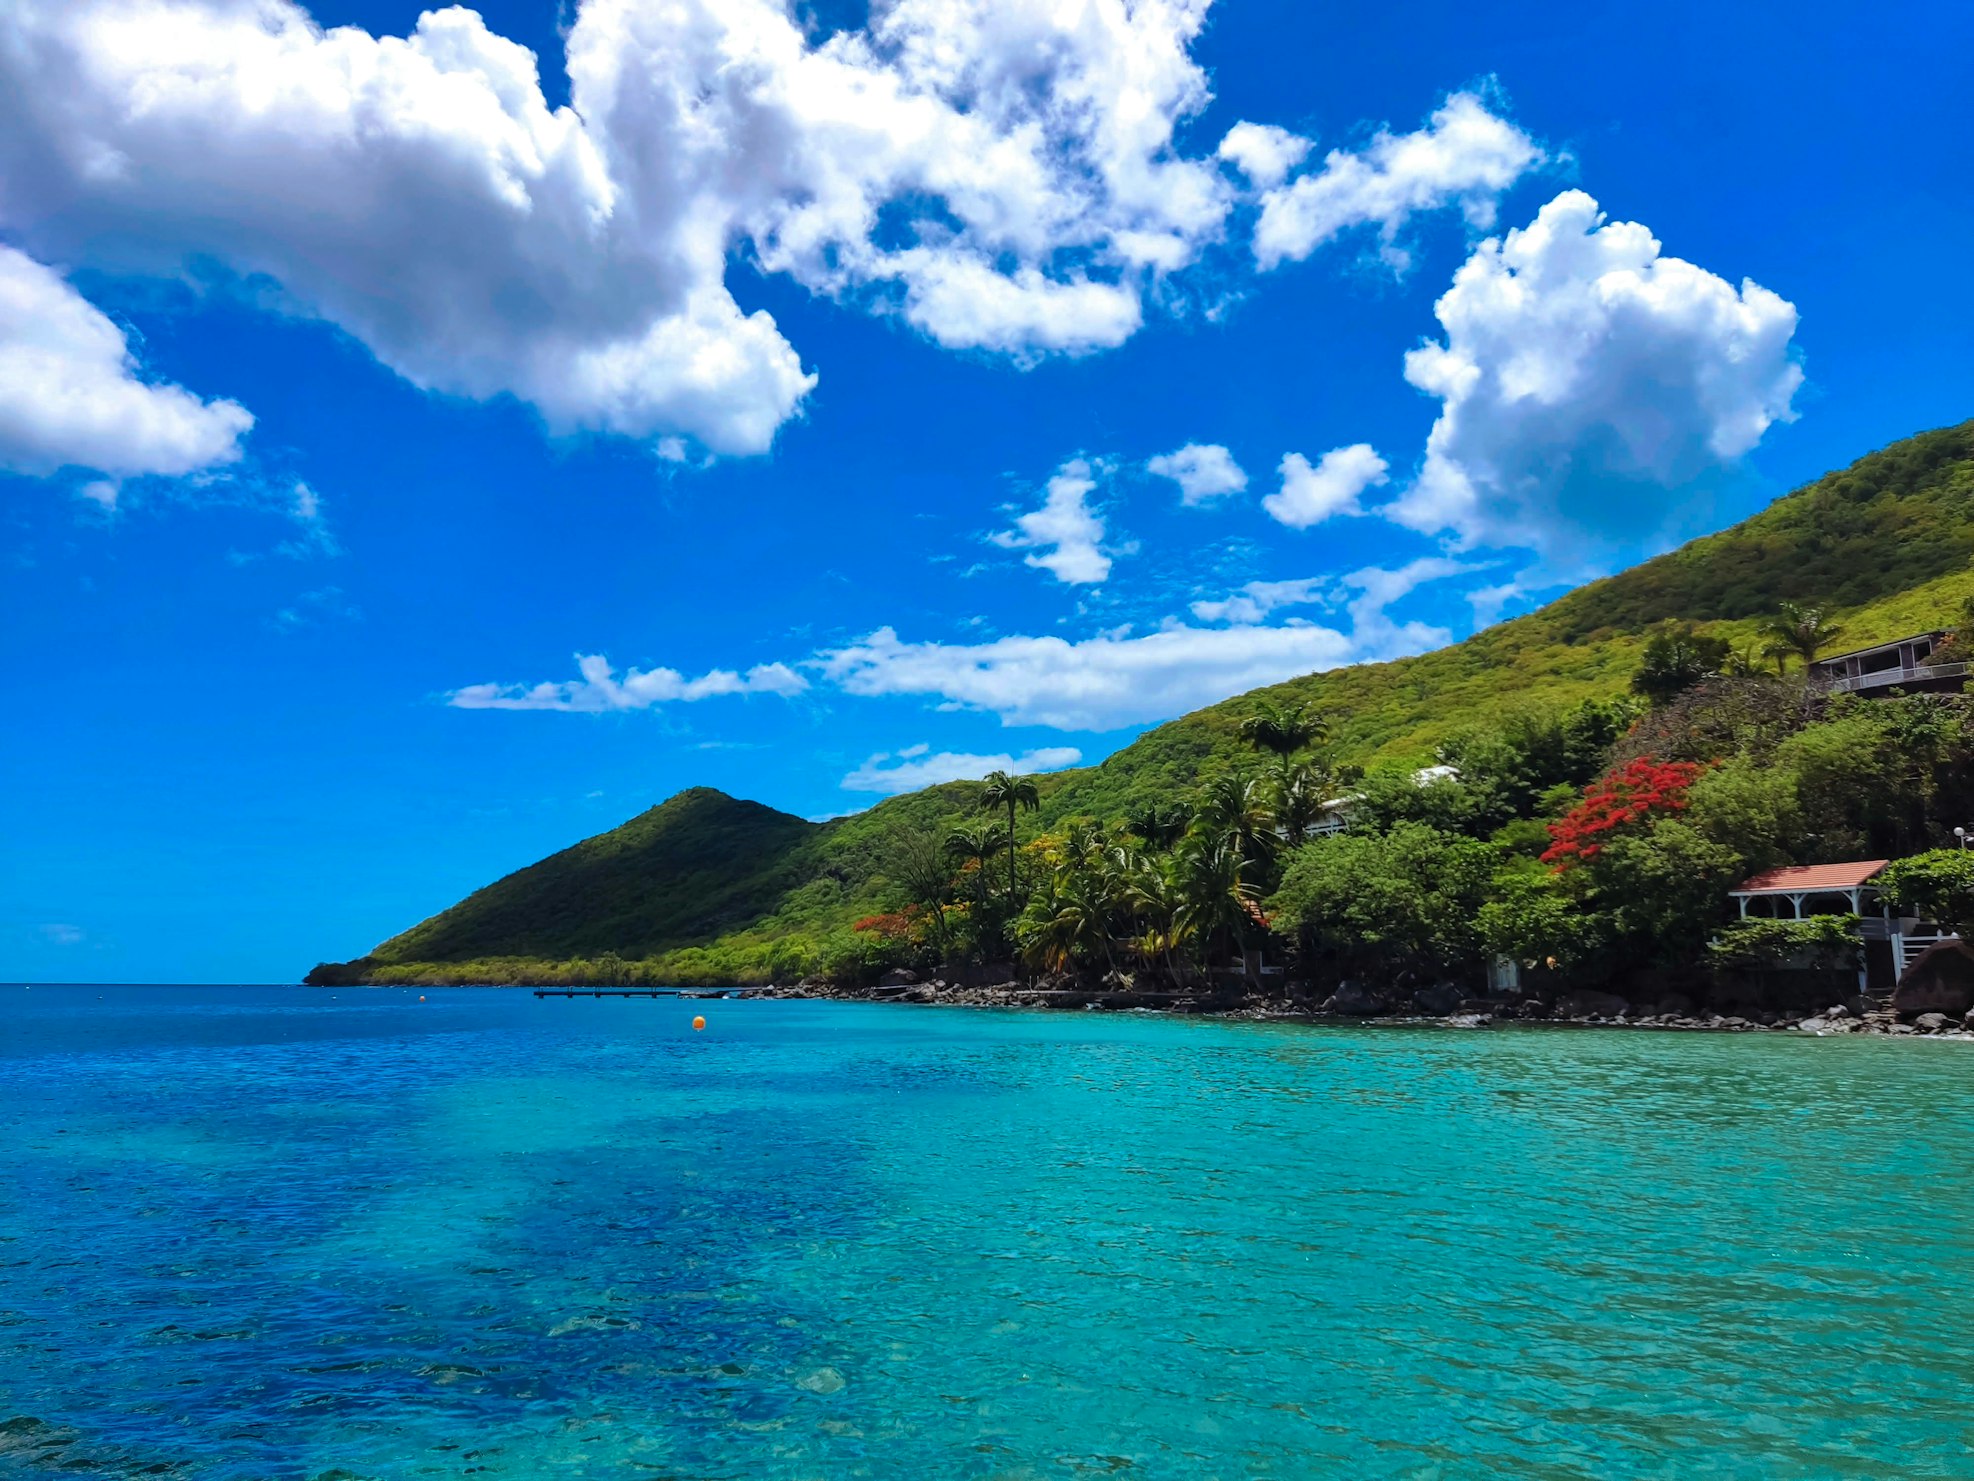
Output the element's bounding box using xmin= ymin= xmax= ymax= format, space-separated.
xmin=532 ymin=988 xmax=736 ymax=999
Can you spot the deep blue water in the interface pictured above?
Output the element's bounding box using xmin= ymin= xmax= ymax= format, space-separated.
xmin=3 ymin=985 xmax=1973 ymax=1478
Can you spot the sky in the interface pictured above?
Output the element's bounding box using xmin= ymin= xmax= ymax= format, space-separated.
xmin=4 ymin=0 xmax=1972 ymax=983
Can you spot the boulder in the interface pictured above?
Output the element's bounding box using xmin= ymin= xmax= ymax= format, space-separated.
xmin=1330 ymin=980 xmax=1389 ymax=1016
xmin=1412 ymin=981 xmax=1464 ymax=1017
xmin=1518 ymin=999 xmax=1550 ymax=1020
xmin=878 ymin=968 xmax=920 ymax=987
xmin=1797 ymin=1016 xmax=1829 ymax=1034
xmin=1652 ymin=993 xmax=1696 ymax=1018
xmin=1557 ymin=989 xmax=1630 ymax=1020
xmin=1916 ymin=1012 xmax=1953 ymax=1033
xmin=1892 ymin=940 xmax=1974 ymax=1020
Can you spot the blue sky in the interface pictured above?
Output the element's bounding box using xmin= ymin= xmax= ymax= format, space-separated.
xmin=4 ymin=0 xmax=1971 ymax=982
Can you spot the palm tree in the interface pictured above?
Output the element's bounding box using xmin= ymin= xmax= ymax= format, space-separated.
xmin=944 ymin=821 xmax=1008 ymax=911
xmin=1124 ymin=801 xmax=1191 ymax=851
xmin=1268 ymin=758 xmax=1328 ymax=841
xmin=1760 ymin=601 xmax=1847 ymax=672
xmin=1237 ymin=700 xmax=1328 ymax=759
xmin=978 ymin=769 xmax=1041 ymax=902
xmin=1122 ymin=855 xmax=1190 ymax=985
xmin=1173 ymin=832 xmax=1259 ymax=978
xmin=1195 ymin=769 xmax=1277 ymax=869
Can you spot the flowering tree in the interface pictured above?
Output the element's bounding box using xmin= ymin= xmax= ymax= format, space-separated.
xmin=1542 ymin=757 xmax=1708 ymax=868
xmin=852 ymin=909 xmax=922 ymax=943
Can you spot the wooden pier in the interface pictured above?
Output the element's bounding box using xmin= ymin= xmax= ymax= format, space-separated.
xmin=532 ymin=988 xmax=736 ymax=999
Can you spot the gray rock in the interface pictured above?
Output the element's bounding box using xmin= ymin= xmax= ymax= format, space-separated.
xmin=1916 ymin=1012 xmax=1953 ymax=1033
xmin=1964 ymin=1008 xmax=1974 ymax=1032
xmin=1412 ymin=981 xmax=1464 ymax=1016
xmin=1797 ymin=1016 xmax=1830 ymax=1033
xmin=1447 ymin=1013 xmax=1491 ymax=1028
xmin=1557 ymin=989 xmax=1630 ymax=1020
xmin=878 ymin=968 xmax=919 ymax=987
xmin=1330 ymin=980 xmax=1388 ymax=1016
xmin=1518 ymin=998 xmax=1550 ymax=1020
xmin=1825 ymin=1004 xmax=1853 ymax=1020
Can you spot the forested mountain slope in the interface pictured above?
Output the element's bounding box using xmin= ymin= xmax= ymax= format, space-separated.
xmin=320 ymin=418 xmax=1974 ymax=985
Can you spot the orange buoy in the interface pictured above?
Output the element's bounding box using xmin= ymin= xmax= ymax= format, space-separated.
xmin=692 ymin=1015 xmax=707 ymax=1032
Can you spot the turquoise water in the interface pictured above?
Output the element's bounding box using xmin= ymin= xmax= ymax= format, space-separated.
xmin=4 ymin=987 xmax=1973 ymax=1478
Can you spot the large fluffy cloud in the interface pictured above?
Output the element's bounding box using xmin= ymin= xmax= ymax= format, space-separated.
xmin=448 ymin=654 xmax=808 ymax=711
xmin=1252 ymin=91 xmax=1542 ymax=272
xmin=0 ymin=0 xmax=1221 ymax=456
xmin=0 ymin=244 xmax=250 ymax=484
xmin=842 ymin=743 xmax=1083 ymax=794
xmin=0 ymin=2 xmax=1543 ymax=460
xmin=1384 ymin=189 xmax=1803 ymax=564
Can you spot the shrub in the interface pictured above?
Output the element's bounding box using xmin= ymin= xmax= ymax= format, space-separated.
xmin=1708 ymin=916 xmax=1862 ymax=970
xmin=1876 ymin=850 xmax=1974 ymax=933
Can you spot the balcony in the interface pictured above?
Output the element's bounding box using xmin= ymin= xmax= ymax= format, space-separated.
xmin=1821 ymin=661 xmax=1969 ymax=695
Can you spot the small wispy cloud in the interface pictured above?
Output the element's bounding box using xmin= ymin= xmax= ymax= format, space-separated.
xmin=842 ymin=743 xmax=1083 ymax=795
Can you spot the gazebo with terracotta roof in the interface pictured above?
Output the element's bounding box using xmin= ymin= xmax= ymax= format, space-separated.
xmin=1729 ymin=860 xmax=1890 ymax=921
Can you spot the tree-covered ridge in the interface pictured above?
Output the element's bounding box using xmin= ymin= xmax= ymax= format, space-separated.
xmin=364 ymin=787 xmax=819 ymax=966
xmin=318 ymin=417 xmax=1974 ymax=988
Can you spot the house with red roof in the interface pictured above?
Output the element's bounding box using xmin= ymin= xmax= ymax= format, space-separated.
xmin=1729 ymin=858 xmax=1960 ymax=993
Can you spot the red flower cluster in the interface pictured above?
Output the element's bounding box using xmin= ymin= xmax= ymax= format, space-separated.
xmin=1542 ymin=757 xmax=1707 ymax=869
xmin=852 ymin=909 xmax=920 ymax=941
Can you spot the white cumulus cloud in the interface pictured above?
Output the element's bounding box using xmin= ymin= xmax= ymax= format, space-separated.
xmin=448 ymin=654 xmax=808 ymax=712
xmin=1384 ymin=189 xmax=1803 ymax=565
xmin=0 ymin=0 xmax=1278 ymax=457
xmin=1146 ymin=442 xmax=1247 ymax=504
xmin=815 ymin=622 xmax=1368 ymax=731
xmin=1253 ymin=91 xmax=1543 ymax=271
xmin=0 ymin=244 xmax=250 ymax=487
xmin=842 ymin=743 xmax=1083 ymax=795
xmin=1262 ymin=444 xmax=1389 ymax=528
xmin=1216 ymin=121 xmax=1309 ymax=189
xmin=992 ymin=458 xmax=1111 ymax=585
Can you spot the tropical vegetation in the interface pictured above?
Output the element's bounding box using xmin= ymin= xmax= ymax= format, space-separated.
xmin=308 ymin=417 xmax=1974 ymax=995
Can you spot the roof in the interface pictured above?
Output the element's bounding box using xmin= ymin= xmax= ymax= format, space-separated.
xmin=1731 ymin=860 xmax=1890 ymax=894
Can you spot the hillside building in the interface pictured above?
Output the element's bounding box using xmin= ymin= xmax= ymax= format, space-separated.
xmin=1808 ymin=631 xmax=1965 ymax=696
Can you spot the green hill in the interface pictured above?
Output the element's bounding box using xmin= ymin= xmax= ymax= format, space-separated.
xmin=317 ymin=417 xmax=1974 ymax=986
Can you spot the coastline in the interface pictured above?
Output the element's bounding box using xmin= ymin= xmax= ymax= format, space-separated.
xmin=738 ymin=976 xmax=1974 ymax=1038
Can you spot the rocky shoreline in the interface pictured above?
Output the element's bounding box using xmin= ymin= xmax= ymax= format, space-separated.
xmin=742 ymin=973 xmax=1974 ymax=1038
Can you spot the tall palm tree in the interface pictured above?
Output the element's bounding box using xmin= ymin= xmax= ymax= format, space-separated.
xmin=1237 ymin=700 xmax=1329 ymax=759
xmin=944 ymin=821 xmax=1008 ymax=911
xmin=1760 ymin=601 xmax=1847 ymax=672
xmin=978 ymin=769 xmax=1041 ymax=902
xmin=1173 ymin=832 xmax=1259 ymax=977
xmin=1122 ymin=855 xmax=1190 ymax=985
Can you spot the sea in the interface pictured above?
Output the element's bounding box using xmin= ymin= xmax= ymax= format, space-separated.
xmin=3 ymin=984 xmax=1971 ymax=1479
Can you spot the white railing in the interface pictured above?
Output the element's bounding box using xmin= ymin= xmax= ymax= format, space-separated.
xmin=1822 ymin=661 xmax=1969 ymax=695
xmin=1894 ymin=930 xmax=1960 ymax=977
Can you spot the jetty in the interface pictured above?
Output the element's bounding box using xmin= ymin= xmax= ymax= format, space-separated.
xmin=532 ymin=988 xmax=737 ymax=999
